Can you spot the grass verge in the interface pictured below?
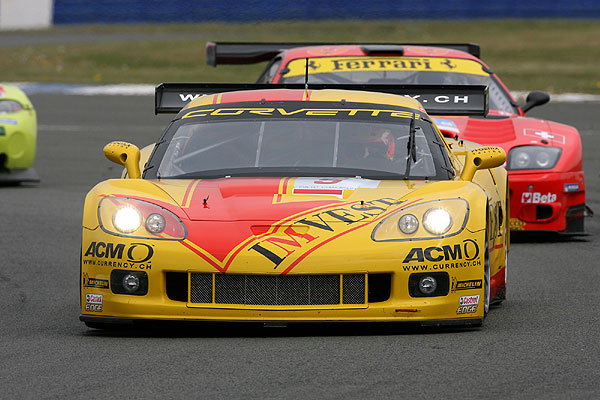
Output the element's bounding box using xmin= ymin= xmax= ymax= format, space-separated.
xmin=1 ymin=19 xmax=599 ymax=93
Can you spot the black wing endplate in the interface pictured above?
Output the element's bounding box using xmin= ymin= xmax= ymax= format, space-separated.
xmin=206 ymin=42 xmax=480 ymax=66
xmin=155 ymin=83 xmax=488 ymax=116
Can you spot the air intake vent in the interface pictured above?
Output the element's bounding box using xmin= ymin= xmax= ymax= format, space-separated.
xmin=189 ymin=273 xmax=366 ymax=306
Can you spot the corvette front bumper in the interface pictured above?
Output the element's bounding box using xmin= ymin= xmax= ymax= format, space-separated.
xmin=80 ymin=314 xmax=484 ymax=328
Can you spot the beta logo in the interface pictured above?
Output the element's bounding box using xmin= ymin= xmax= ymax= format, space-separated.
xmin=521 ymin=192 xmax=557 ymax=204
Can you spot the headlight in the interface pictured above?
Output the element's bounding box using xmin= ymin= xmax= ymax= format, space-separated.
xmin=113 ymin=206 xmax=142 ymax=233
xmin=398 ymin=214 xmax=419 ymax=234
xmin=372 ymin=198 xmax=469 ymax=242
xmin=422 ymin=207 xmax=453 ymax=235
xmin=145 ymin=213 xmax=166 ymax=233
xmin=98 ymin=197 xmax=187 ymax=240
xmin=508 ymin=146 xmax=561 ymax=170
xmin=0 ymin=100 xmax=23 ymax=114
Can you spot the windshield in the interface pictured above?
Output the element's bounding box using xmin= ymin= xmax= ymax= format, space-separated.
xmin=148 ymin=102 xmax=451 ymax=180
xmin=279 ymin=56 xmax=517 ymax=114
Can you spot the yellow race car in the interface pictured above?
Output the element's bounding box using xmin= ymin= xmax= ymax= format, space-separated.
xmin=0 ymin=84 xmax=39 ymax=183
xmin=80 ymin=83 xmax=508 ymax=329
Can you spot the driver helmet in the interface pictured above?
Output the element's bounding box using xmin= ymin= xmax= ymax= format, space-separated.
xmin=361 ymin=128 xmax=396 ymax=160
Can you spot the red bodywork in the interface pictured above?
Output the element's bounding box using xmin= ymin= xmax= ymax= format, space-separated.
xmin=265 ymin=45 xmax=586 ymax=233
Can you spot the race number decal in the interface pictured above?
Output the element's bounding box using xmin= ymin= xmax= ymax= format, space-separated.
xmin=292 ymin=177 xmax=380 ymax=198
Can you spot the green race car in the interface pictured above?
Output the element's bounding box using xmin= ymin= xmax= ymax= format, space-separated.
xmin=0 ymin=84 xmax=39 ymax=183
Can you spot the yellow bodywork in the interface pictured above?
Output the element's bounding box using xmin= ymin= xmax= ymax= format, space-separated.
xmin=0 ymin=84 xmax=37 ymax=170
xmin=80 ymin=89 xmax=508 ymax=327
xmin=282 ymin=57 xmax=489 ymax=79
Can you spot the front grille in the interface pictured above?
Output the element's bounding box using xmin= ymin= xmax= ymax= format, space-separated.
xmin=189 ymin=273 xmax=366 ymax=306
xmin=190 ymin=273 xmax=212 ymax=303
xmin=343 ymin=274 xmax=366 ymax=304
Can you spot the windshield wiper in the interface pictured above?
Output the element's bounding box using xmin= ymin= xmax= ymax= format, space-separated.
xmin=404 ymin=113 xmax=417 ymax=180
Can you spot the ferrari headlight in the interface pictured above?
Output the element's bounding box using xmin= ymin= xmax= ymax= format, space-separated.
xmin=508 ymin=146 xmax=561 ymax=171
xmin=423 ymin=207 xmax=452 ymax=235
xmin=98 ymin=197 xmax=187 ymax=240
xmin=372 ymin=198 xmax=468 ymax=242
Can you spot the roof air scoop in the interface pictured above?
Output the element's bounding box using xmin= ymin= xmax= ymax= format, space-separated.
xmin=361 ymin=45 xmax=404 ymax=56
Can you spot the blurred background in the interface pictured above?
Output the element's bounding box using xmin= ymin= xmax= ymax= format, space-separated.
xmin=1 ymin=0 xmax=599 ymax=94
xmin=3 ymin=0 xmax=600 ymax=27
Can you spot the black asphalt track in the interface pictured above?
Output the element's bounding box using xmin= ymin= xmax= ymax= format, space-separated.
xmin=1 ymin=94 xmax=598 ymax=398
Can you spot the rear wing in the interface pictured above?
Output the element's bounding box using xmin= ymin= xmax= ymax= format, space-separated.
xmin=155 ymin=83 xmax=488 ymax=116
xmin=206 ymin=42 xmax=480 ymax=66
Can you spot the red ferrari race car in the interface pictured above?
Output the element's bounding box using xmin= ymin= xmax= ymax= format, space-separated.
xmin=206 ymin=42 xmax=589 ymax=234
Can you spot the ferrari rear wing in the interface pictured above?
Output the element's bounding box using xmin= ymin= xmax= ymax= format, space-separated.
xmin=206 ymin=42 xmax=481 ymax=66
xmin=155 ymin=83 xmax=488 ymax=116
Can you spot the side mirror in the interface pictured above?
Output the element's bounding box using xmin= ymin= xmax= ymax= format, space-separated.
xmin=521 ymin=91 xmax=550 ymax=113
xmin=459 ymin=146 xmax=506 ymax=181
xmin=103 ymin=141 xmax=141 ymax=179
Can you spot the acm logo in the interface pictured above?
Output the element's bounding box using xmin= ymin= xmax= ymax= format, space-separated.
xmin=402 ymin=239 xmax=480 ymax=263
xmin=84 ymin=242 xmax=154 ymax=263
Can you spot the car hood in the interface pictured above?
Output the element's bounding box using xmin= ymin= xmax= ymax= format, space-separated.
xmin=88 ymin=177 xmax=481 ymax=269
xmin=433 ymin=115 xmax=579 ymax=148
xmin=147 ymin=177 xmax=429 ymax=223
xmin=432 ymin=115 xmax=582 ymax=171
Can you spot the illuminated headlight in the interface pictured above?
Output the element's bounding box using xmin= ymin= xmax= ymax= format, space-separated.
xmin=145 ymin=213 xmax=166 ymax=233
xmin=99 ymin=197 xmax=187 ymax=240
xmin=419 ymin=276 xmax=437 ymax=295
xmin=372 ymin=198 xmax=468 ymax=241
xmin=398 ymin=214 xmax=419 ymax=234
xmin=508 ymin=146 xmax=561 ymax=171
xmin=423 ymin=207 xmax=453 ymax=235
xmin=113 ymin=206 xmax=142 ymax=233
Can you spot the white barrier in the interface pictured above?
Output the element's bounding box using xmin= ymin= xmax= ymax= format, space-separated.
xmin=0 ymin=0 xmax=53 ymax=30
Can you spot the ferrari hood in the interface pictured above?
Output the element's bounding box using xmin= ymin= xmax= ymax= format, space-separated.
xmin=433 ymin=115 xmax=579 ymax=151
